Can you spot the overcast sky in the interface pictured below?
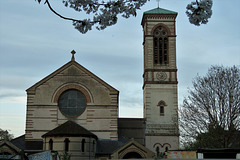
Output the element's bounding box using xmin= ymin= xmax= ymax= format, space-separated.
xmin=0 ymin=0 xmax=239 ymax=138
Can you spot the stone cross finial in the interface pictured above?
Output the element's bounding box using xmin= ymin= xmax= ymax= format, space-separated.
xmin=71 ymin=50 xmax=76 ymax=61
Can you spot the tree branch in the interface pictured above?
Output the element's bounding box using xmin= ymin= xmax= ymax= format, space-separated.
xmin=45 ymin=0 xmax=84 ymax=23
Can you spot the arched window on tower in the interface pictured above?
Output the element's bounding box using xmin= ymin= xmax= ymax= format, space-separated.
xmin=163 ymin=143 xmax=171 ymax=152
xmin=157 ymin=100 xmax=167 ymax=116
xmin=160 ymin=105 xmax=164 ymax=115
xmin=153 ymin=26 xmax=169 ymax=65
xmin=165 ymin=146 xmax=169 ymax=152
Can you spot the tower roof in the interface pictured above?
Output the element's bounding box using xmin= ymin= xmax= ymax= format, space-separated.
xmin=143 ymin=7 xmax=177 ymax=15
xmin=141 ymin=7 xmax=177 ymax=26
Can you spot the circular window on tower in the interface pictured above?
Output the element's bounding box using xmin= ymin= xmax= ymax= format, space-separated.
xmin=153 ymin=26 xmax=168 ymax=38
xmin=58 ymin=89 xmax=86 ymax=117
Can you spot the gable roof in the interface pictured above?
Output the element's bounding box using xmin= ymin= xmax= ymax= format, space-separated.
xmin=96 ymin=139 xmax=126 ymax=155
xmin=141 ymin=7 xmax=178 ymax=26
xmin=11 ymin=135 xmax=25 ymax=150
xmin=26 ymin=59 xmax=118 ymax=94
xmin=111 ymin=139 xmax=155 ymax=159
xmin=42 ymin=120 xmax=98 ymax=139
xmin=144 ymin=7 xmax=177 ymax=15
xmin=0 ymin=140 xmax=22 ymax=154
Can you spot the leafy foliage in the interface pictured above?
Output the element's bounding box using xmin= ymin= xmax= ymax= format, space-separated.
xmin=37 ymin=0 xmax=149 ymax=33
xmin=155 ymin=146 xmax=166 ymax=159
xmin=61 ymin=152 xmax=71 ymax=160
xmin=183 ymin=125 xmax=240 ymax=149
xmin=186 ymin=0 xmax=212 ymax=26
xmin=180 ymin=65 xmax=240 ymax=149
xmin=0 ymin=129 xmax=14 ymax=141
xmin=36 ymin=0 xmax=213 ymax=34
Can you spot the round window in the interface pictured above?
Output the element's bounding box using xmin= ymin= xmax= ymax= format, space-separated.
xmin=58 ymin=89 xmax=86 ymax=117
xmin=153 ymin=26 xmax=168 ymax=38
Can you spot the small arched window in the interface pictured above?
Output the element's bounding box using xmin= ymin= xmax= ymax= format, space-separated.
xmin=160 ymin=106 xmax=164 ymax=115
xmin=81 ymin=139 xmax=86 ymax=152
xmin=49 ymin=139 xmax=53 ymax=150
xmin=165 ymin=146 xmax=169 ymax=152
xmin=157 ymin=100 xmax=167 ymax=116
xmin=153 ymin=26 xmax=169 ymax=65
xmin=64 ymin=138 xmax=70 ymax=152
xmin=163 ymin=143 xmax=171 ymax=152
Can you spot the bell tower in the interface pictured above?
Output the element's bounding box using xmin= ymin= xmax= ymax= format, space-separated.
xmin=141 ymin=8 xmax=179 ymax=152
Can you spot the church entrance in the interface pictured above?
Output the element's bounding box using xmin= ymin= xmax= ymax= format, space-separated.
xmin=122 ymin=152 xmax=143 ymax=159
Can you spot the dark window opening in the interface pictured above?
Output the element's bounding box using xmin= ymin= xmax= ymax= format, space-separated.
xmin=165 ymin=146 xmax=169 ymax=152
xmin=123 ymin=152 xmax=142 ymax=159
xmin=164 ymin=38 xmax=168 ymax=64
xmin=92 ymin=140 xmax=95 ymax=152
xmin=49 ymin=139 xmax=53 ymax=150
xmin=64 ymin=138 xmax=70 ymax=152
xmin=153 ymin=26 xmax=169 ymax=65
xmin=160 ymin=106 xmax=164 ymax=116
xmin=154 ymin=38 xmax=158 ymax=64
xmin=81 ymin=139 xmax=85 ymax=152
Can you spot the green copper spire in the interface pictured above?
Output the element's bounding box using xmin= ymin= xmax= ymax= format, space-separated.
xmin=144 ymin=7 xmax=177 ymax=15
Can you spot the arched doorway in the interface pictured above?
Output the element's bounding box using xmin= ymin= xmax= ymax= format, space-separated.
xmin=123 ymin=152 xmax=143 ymax=159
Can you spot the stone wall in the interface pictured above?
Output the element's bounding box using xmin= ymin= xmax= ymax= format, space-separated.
xmin=25 ymin=61 xmax=119 ymax=142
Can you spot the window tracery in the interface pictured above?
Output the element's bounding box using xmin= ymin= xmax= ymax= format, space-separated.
xmin=153 ymin=26 xmax=169 ymax=65
xmin=58 ymin=89 xmax=86 ymax=117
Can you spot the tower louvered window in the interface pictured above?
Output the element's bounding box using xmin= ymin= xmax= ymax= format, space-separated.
xmin=153 ymin=26 xmax=168 ymax=65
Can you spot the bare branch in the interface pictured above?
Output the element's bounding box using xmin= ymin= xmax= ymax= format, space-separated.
xmin=180 ymin=65 xmax=240 ymax=148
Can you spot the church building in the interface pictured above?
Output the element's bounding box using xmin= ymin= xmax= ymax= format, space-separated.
xmin=11 ymin=7 xmax=179 ymax=160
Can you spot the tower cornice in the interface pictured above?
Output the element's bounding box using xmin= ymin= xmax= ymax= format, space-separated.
xmin=144 ymin=69 xmax=177 ymax=72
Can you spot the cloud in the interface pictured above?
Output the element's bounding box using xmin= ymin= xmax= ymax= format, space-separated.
xmin=0 ymin=95 xmax=26 ymax=103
